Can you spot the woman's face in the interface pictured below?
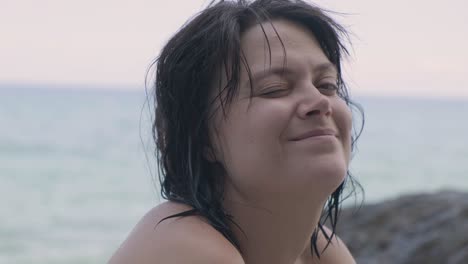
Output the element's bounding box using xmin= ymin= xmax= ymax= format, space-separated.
xmin=211 ymin=19 xmax=353 ymax=203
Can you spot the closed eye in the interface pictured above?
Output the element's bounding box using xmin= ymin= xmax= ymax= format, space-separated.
xmin=259 ymin=84 xmax=290 ymax=98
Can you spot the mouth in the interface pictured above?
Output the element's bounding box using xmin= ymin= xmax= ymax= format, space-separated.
xmin=291 ymin=128 xmax=338 ymax=141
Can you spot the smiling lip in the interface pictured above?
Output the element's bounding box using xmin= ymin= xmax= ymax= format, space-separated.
xmin=291 ymin=128 xmax=337 ymax=141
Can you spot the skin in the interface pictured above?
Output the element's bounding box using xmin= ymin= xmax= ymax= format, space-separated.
xmin=211 ymin=19 xmax=354 ymax=263
xmin=108 ymin=19 xmax=355 ymax=264
xmin=108 ymin=202 xmax=246 ymax=264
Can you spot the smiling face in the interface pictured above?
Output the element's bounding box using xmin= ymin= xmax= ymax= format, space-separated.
xmin=211 ymin=19 xmax=353 ymax=203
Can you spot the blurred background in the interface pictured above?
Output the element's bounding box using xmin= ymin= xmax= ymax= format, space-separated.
xmin=1 ymin=0 xmax=467 ymax=263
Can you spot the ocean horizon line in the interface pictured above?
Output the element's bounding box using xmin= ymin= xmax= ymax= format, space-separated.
xmin=1 ymin=81 xmax=467 ymax=102
xmin=0 ymin=81 xmax=145 ymax=92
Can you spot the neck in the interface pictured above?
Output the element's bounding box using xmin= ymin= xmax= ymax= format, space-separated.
xmin=223 ymin=187 xmax=327 ymax=264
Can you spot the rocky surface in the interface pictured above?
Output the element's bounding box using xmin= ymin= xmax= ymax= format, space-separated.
xmin=336 ymin=190 xmax=468 ymax=264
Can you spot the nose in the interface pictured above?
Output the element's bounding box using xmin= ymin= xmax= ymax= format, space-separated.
xmin=296 ymin=87 xmax=332 ymax=119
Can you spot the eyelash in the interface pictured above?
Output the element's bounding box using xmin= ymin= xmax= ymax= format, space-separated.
xmin=317 ymin=83 xmax=339 ymax=95
xmin=260 ymin=83 xmax=289 ymax=97
xmin=259 ymin=82 xmax=338 ymax=97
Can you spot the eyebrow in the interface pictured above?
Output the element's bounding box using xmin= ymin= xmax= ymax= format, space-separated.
xmin=246 ymin=62 xmax=338 ymax=86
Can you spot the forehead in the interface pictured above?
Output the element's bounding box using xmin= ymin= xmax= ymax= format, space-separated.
xmin=240 ymin=19 xmax=333 ymax=75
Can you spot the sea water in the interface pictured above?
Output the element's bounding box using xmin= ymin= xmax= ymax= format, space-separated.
xmin=1 ymin=85 xmax=467 ymax=263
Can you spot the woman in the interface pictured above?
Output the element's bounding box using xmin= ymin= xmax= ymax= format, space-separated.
xmin=110 ymin=0 xmax=364 ymax=263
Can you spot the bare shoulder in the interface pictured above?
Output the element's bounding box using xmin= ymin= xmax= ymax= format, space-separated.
xmin=310 ymin=225 xmax=356 ymax=264
xmin=108 ymin=201 xmax=245 ymax=264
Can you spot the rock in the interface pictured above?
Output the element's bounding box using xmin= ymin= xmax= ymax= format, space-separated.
xmin=335 ymin=190 xmax=468 ymax=264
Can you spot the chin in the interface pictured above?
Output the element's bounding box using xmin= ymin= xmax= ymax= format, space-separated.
xmin=302 ymin=158 xmax=348 ymax=195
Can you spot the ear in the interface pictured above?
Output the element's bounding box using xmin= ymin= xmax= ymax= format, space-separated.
xmin=203 ymin=146 xmax=217 ymax=162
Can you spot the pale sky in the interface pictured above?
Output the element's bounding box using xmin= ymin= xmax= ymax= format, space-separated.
xmin=1 ymin=0 xmax=467 ymax=97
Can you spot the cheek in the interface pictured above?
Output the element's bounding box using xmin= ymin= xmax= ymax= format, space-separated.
xmin=212 ymin=100 xmax=290 ymax=183
xmin=219 ymin=103 xmax=285 ymax=161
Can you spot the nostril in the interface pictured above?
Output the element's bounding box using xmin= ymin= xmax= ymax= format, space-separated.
xmin=306 ymin=109 xmax=321 ymax=116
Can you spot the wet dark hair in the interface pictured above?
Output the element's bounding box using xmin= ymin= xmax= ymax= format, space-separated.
xmin=150 ymin=0 xmax=364 ymax=258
